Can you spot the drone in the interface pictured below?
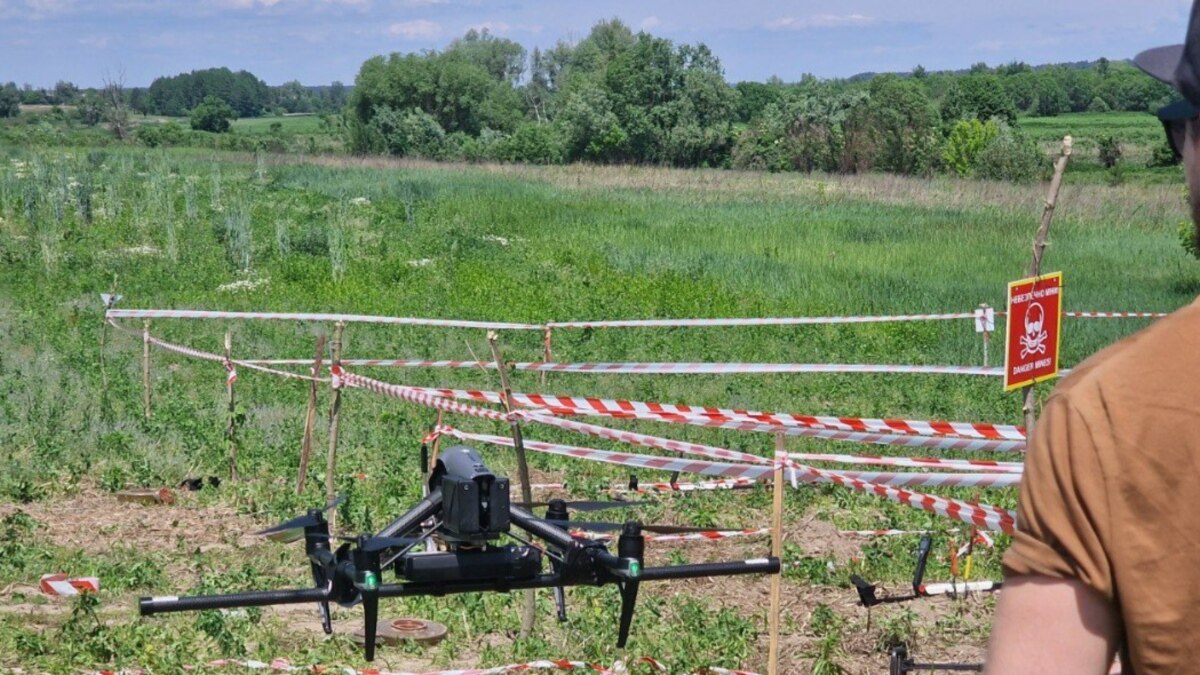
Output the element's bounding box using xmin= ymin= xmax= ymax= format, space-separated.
xmin=139 ymin=446 xmax=780 ymax=660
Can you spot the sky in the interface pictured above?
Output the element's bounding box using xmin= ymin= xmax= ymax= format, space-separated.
xmin=1 ymin=0 xmax=1195 ymax=88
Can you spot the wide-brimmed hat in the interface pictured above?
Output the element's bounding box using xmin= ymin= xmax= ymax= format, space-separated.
xmin=1135 ymin=2 xmax=1200 ymax=111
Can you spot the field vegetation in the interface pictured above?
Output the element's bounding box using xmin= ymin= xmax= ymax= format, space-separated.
xmin=0 ymin=139 xmax=1194 ymax=672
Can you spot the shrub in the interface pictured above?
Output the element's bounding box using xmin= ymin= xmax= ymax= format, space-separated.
xmin=190 ymin=95 xmax=236 ymax=133
xmin=497 ymin=122 xmax=565 ymax=164
xmin=1148 ymin=139 xmax=1181 ymax=168
xmin=942 ymin=118 xmax=1000 ymax=177
xmin=1097 ymin=134 xmax=1122 ymax=168
xmin=974 ymin=123 xmax=1045 ymax=182
xmin=1088 ymin=96 xmax=1112 ymax=113
xmin=1179 ymin=216 xmax=1199 ymax=259
xmin=367 ymin=106 xmax=446 ymax=158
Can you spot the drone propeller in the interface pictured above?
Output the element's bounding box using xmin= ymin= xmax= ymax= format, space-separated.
xmin=515 ymin=499 xmax=645 ymax=513
xmin=257 ymin=495 xmax=346 ymax=542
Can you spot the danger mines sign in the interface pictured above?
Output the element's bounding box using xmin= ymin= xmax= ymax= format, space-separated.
xmin=1004 ymin=272 xmax=1063 ymax=391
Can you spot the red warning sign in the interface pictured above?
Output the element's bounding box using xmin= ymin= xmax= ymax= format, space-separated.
xmin=1004 ymin=272 xmax=1063 ymax=391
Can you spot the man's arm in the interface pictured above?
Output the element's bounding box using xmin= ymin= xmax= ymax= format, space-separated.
xmin=985 ymin=575 xmax=1120 ymax=675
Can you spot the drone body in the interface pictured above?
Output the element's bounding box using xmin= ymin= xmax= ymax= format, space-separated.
xmin=139 ymin=446 xmax=779 ymax=661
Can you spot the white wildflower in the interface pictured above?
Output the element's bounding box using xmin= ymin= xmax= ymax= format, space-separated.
xmin=482 ymin=235 xmax=510 ymax=246
xmin=123 ymin=245 xmax=161 ymax=256
xmin=406 ymin=258 xmax=434 ymax=268
xmin=217 ymin=277 xmax=270 ymax=293
xmin=350 ymin=197 xmax=371 ymax=206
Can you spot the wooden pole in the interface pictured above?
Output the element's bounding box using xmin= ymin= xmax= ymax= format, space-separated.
xmin=429 ymin=409 xmax=445 ymax=469
xmin=142 ymin=320 xmax=152 ymax=419
xmin=1022 ymin=136 xmax=1073 ymax=435
xmin=487 ymin=330 xmax=537 ymax=638
xmin=767 ymin=432 xmax=785 ymax=675
xmin=297 ymin=334 xmax=327 ymax=495
xmin=225 ymin=331 xmax=238 ymax=482
xmin=99 ymin=277 xmax=117 ymax=410
xmin=541 ymin=326 xmax=553 ymax=387
xmin=324 ymin=323 xmax=345 ymax=525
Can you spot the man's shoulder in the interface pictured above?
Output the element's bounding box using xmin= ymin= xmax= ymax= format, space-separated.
xmin=1051 ymin=299 xmax=1200 ymax=406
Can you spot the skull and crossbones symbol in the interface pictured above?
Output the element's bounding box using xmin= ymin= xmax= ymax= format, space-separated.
xmin=1019 ymin=302 xmax=1049 ymax=359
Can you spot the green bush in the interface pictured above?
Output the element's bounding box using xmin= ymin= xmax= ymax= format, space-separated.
xmin=189 ymin=95 xmax=237 ymax=133
xmin=974 ymin=123 xmax=1045 ymax=182
xmin=1088 ymin=96 xmax=1112 ymax=113
xmin=1097 ymin=134 xmax=1122 ymax=168
xmin=942 ymin=118 xmax=1000 ymax=177
xmin=1148 ymin=139 xmax=1181 ymax=167
xmin=367 ymin=106 xmax=446 ymax=158
xmin=497 ymin=122 xmax=565 ymax=164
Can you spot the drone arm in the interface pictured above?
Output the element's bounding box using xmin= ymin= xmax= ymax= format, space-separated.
xmin=140 ymin=587 xmax=331 ymax=615
xmin=376 ymin=487 xmax=442 ymax=538
xmin=639 ymin=558 xmax=780 ymax=581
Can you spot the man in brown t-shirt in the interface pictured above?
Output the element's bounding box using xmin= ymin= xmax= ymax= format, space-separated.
xmin=985 ymin=5 xmax=1200 ymax=674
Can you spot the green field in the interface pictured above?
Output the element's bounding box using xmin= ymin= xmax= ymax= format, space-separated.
xmin=231 ymin=114 xmax=326 ymax=135
xmin=0 ymin=147 xmax=1194 ymax=673
xmin=1019 ymin=111 xmax=1178 ymax=181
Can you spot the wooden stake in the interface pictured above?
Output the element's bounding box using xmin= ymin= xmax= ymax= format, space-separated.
xmin=324 ymin=323 xmax=345 ymax=525
xmin=297 ymin=334 xmax=327 ymax=495
xmin=1022 ymin=136 xmax=1073 ymax=435
xmin=429 ymin=409 xmax=445 ymax=469
xmin=541 ymin=326 xmax=553 ymax=387
xmin=487 ymin=330 xmax=536 ymax=638
xmin=767 ymin=432 xmax=785 ymax=675
xmin=142 ymin=320 xmax=152 ymax=419
xmin=225 ymin=331 xmax=238 ymax=482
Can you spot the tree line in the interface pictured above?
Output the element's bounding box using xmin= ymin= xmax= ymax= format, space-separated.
xmin=343 ymin=20 xmax=1175 ymax=179
xmin=0 ymin=18 xmax=1179 ymax=179
xmin=1 ymin=69 xmax=349 ymax=119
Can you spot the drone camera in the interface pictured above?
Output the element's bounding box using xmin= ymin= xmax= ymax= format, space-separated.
xmin=434 ymin=446 xmax=511 ymax=542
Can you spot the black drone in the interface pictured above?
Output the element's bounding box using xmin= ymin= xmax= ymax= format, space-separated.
xmin=139 ymin=447 xmax=779 ymax=660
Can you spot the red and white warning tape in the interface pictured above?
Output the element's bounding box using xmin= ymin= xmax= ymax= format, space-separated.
xmin=918 ymin=580 xmax=1001 ymax=596
xmin=1061 ymin=311 xmax=1168 ymax=319
xmin=112 ymin=321 xmax=328 ymax=383
xmin=614 ymin=478 xmax=761 ymax=493
xmin=439 ymin=427 xmax=776 ymax=481
xmin=261 ymin=359 xmax=1004 ymax=377
xmin=406 ymin=387 xmax=1027 ymax=442
xmin=40 ymin=573 xmax=100 ymax=596
xmin=787 ymin=453 xmax=1023 ymax=473
xmin=106 ymin=306 xmax=1170 ymax=332
xmin=438 ymin=427 xmax=1016 ymax=533
xmin=573 ymin=528 xmax=771 ymax=543
xmin=840 ymin=529 xmax=934 ymax=537
xmin=544 ymin=314 xmax=979 ymax=328
xmin=107 ymin=656 xmax=674 ymax=675
xmin=106 ymin=308 xmax=543 ymax=331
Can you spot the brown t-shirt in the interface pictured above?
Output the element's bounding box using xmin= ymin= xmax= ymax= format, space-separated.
xmin=1003 ymin=298 xmax=1200 ymax=674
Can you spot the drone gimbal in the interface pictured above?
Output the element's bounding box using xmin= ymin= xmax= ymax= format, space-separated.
xmin=139 ymin=447 xmax=780 ymax=661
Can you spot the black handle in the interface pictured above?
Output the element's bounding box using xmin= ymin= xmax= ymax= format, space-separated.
xmin=139 ymin=587 xmax=330 ymax=615
xmin=639 ymin=557 xmax=780 ymax=581
xmin=911 ymin=536 xmax=933 ymax=594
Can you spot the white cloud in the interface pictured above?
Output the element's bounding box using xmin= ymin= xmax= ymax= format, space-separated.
xmin=465 ymin=20 xmax=509 ymax=34
xmin=766 ymin=13 xmax=874 ymax=30
xmin=639 ymin=15 xmax=660 ymax=31
xmin=388 ymin=19 xmax=439 ymax=38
